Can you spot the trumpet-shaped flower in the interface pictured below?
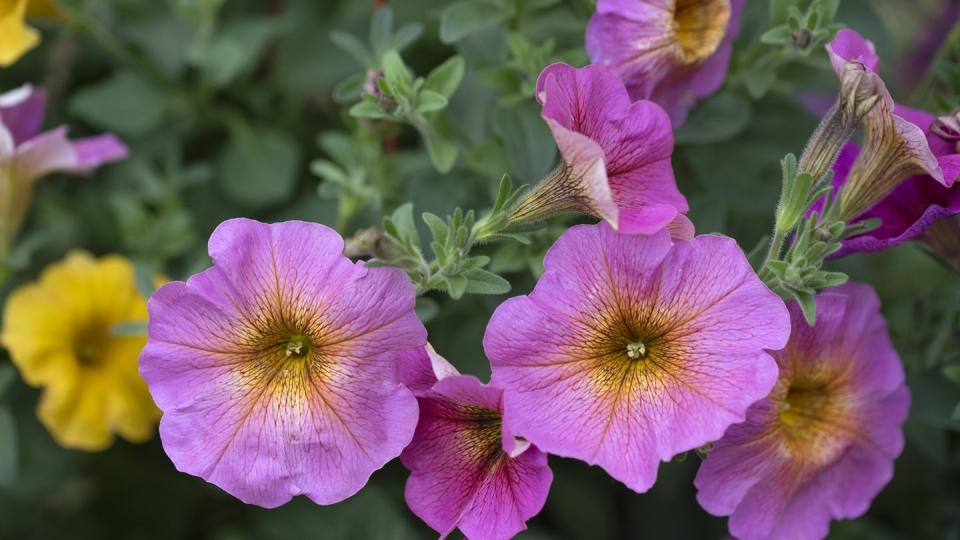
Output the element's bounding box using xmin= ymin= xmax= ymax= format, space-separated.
xmin=586 ymin=0 xmax=744 ymax=125
xmin=399 ymin=346 xmax=553 ymax=540
xmin=695 ymin=283 xmax=910 ymax=540
xmin=507 ymin=63 xmax=689 ymax=237
xmin=139 ymin=218 xmax=426 ymax=507
xmin=483 ymin=223 xmax=789 ymax=492
xmin=0 ymin=84 xmax=127 ymax=255
xmin=1 ymin=251 xmax=159 ymax=451
xmin=824 ymin=30 xmax=960 ymax=223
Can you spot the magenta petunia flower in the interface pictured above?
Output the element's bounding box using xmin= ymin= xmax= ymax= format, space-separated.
xmin=0 ymin=84 xmax=127 ymax=253
xmin=695 ymin=283 xmax=910 ymax=540
xmin=586 ymin=0 xmax=744 ymax=126
xmin=823 ymin=30 xmax=960 ymax=225
xmin=507 ymin=63 xmax=689 ymax=237
xmin=139 ymin=218 xmax=425 ymax=508
xmin=483 ymin=223 xmax=789 ymax=493
xmin=399 ymin=346 xmax=553 ymax=540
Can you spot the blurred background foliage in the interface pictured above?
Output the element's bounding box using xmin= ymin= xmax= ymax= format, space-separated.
xmin=0 ymin=0 xmax=959 ymax=538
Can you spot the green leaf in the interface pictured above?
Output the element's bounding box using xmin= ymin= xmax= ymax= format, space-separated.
xmin=416 ymin=90 xmax=449 ymax=113
xmin=418 ymin=122 xmax=459 ymax=173
xmin=493 ymin=103 xmax=557 ymax=183
xmin=0 ymin=407 xmax=16 ymax=488
xmin=675 ymin=91 xmax=752 ymax=144
xmin=389 ymin=203 xmax=420 ymax=247
xmin=770 ymin=0 xmax=792 ymax=24
xmin=369 ymin=5 xmax=394 ymax=59
xmin=110 ymin=321 xmax=148 ymax=336
xmin=747 ymin=235 xmax=770 ymax=270
xmin=69 ymin=71 xmax=167 ymax=136
xmin=462 ymin=268 xmax=511 ymax=295
xmin=943 ymin=364 xmax=960 ymax=385
xmin=760 ymin=25 xmax=792 ymax=45
xmin=814 ymin=0 xmax=840 ymax=22
xmin=424 ymin=56 xmax=466 ymax=99
xmin=0 ymin=364 xmax=15 ymax=397
xmin=330 ymin=30 xmax=374 ymax=67
xmin=389 ymin=23 xmax=424 ymax=53
xmin=134 ymin=264 xmax=159 ymax=298
xmin=422 ymin=212 xmax=449 ymax=244
xmin=415 ymin=296 xmax=440 ymax=323
xmin=218 ymin=127 xmax=302 ymax=209
xmin=333 ymin=72 xmax=366 ymax=103
xmin=189 ymin=17 xmax=278 ymax=87
xmin=439 ymin=0 xmax=513 ymax=44
xmin=444 ymin=274 xmax=468 ymax=299
xmin=790 ymin=290 xmax=818 ymax=325
xmin=349 ymin=99 xmax=390 ymax=119
xmin=382 ymin=50 xmax=413 ymax=96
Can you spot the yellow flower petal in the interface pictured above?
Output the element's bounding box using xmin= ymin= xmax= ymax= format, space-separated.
xmin=0 ymin=0 xmax=40 ymax=68
xmin=1 ymin=250 xmax=159 ymax=451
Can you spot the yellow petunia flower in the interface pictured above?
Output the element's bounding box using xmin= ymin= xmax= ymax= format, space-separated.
xmin=0 ymin=0 xmax=41 ymax=67
xmin=1 ymin=251 xmax=160 ymax=451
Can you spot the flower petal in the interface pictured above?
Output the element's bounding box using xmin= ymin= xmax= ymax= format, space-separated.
xmin=140 ymin=219 xmax=425 ymax=507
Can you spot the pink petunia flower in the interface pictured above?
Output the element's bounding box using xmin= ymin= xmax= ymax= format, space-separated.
xmin=823 ymin=30 xmax=960 ymax=224
xmin=586 ymin=0 xmax=744 ymax=126
xmin=507 ymin=63 xmax=690 ymax=238
xmin=483 ymin=222 xmax=789 ymax=493
xmin=139 ymin=218 xmax=426 ymax=508
xmin=0 ymin=84 xmax=127 ymax=254
xmin=399 ymin=346 xmax=553 ymax=540
xmin=695 ymin=283 xmax=910 ymax=540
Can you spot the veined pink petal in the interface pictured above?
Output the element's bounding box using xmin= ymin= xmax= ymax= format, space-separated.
xmin=696 ymin=283 xmax=910 ymax=540
xmin=402 ymin=373 xmax=552 ymax=540
xmin=140 ymin=219 xmax=425 ymax=507
xmin=484 ymin=223 xmax=788 ymax=493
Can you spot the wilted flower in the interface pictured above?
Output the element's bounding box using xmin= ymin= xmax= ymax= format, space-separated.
xmin=0 ymin=84 xmax=127 ymax=257
xmin=695 ymin=283 xmax=910 ymax=540
xmin=507 ymin=63 xmax=689 ymax=237
xmin=586 ymin=0 xmax=744 ymax=125
xmin=824 ymin=30 xmax=959 ymax=222
xmin=1 ymin=251 xmax=159 ymax=451
xmin=399 ymin=346 xmax=553 ymax=540
xmin=483 ymin=223 xmax=789 ymax=492
xmin=139 ymin=219 xmax=425 ymax=507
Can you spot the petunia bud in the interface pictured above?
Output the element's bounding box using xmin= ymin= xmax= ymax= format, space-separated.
xmin=797 ymin=61 xmax=881 ymax=182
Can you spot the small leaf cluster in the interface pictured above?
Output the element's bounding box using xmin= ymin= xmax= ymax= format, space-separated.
xmin=736 ymin=0 xmax=843 ymax=98
xmin=760 ymin=154 xmax=871 ymax=324
xmin=369 ymin=176 xmax=528 ymax=299
xmin=348 ymin=50 xmax=465 ymax=174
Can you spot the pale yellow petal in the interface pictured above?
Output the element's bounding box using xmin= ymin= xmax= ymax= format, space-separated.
xmin=38 ymin=372 xmax=114 ymax=451
xmin=0 ymin=0 xmax=40 ymax=67
xmin=1 ymin=282 xmax=76 ymax=385
xmin=101 ymin=334 xmax=159 ymax=443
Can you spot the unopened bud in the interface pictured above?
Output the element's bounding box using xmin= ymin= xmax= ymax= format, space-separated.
xmin=797 ymin=61 xmax=882 ymax=182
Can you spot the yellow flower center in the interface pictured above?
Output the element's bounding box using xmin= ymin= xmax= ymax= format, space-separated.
xmin=777 ymin=374 xmax=854 ymax=465
xmin=673 ymin=0 xmax=731 ymax=66
xmin=583 ymin=312 xmax=674 ymax=397
xmin=73 ymin=324 xmax=109 ymax=366
xmin=626 ymin=340 xmax=647 ymax=360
